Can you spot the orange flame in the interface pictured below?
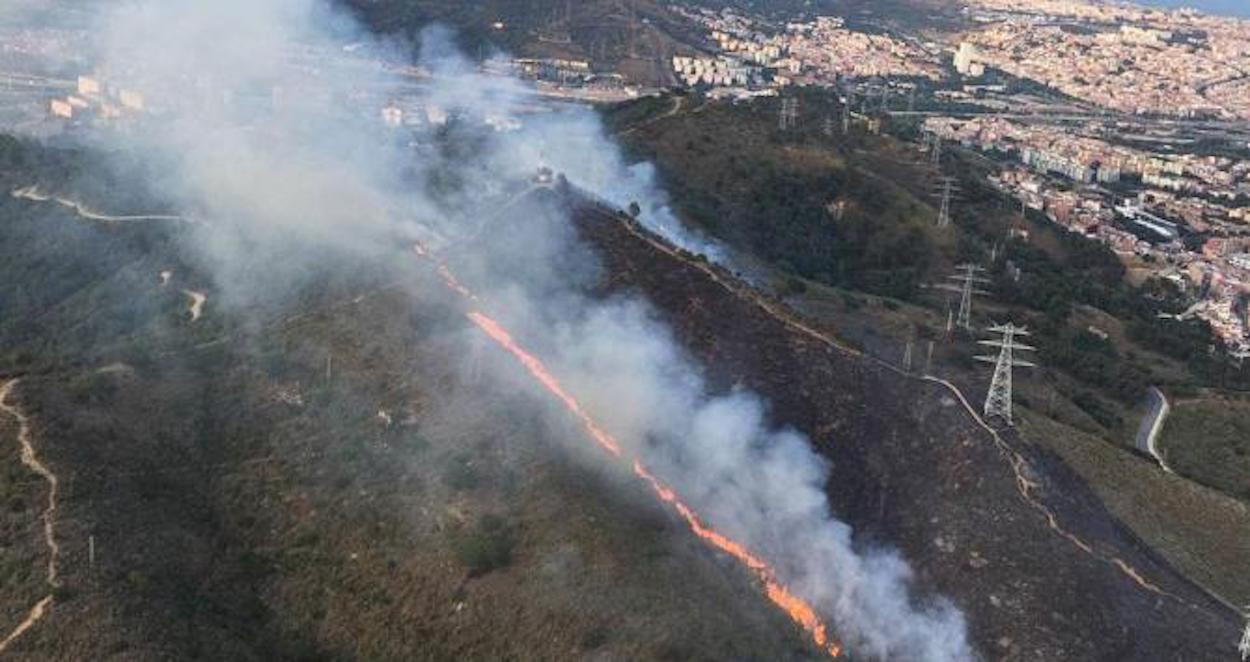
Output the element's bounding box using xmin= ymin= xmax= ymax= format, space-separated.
xmin=465 ymin=310 xmax=840 ymax=657
xmin=467 ymin=312 xmax=622 ymax=458
xmin=416 ymin=242 xmax=840 ymax=657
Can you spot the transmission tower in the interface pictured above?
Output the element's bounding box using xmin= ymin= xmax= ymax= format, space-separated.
xmin=933 ymin=176 xmax=960 ymax=229
xmin=930 ymin=134 xmax=942 ymax=167
xmin=902 ymin=336 xmax=914 ymax=373
xmin=823 ymin=114 xmax=834 ymax=138
xmin=975 ymin=322 xmax=1037 ymax=425
xmin=779 ymin=97 xmax=798 ymax=131
xmin=842 ymin=99 xmax=851 ymax=134
xmin=1239 ymin=613 xmax=1250 ymax=661
xmin=627 ymin=0 xmax=639 ymax=58
xmin=935 ymin=263 xmax=990 ymax=332
xmin=937 ymin=179 xmax=954 ymax=228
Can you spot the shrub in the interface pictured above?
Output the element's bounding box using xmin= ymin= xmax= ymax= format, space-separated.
xmin=452 ymin=514 xmax=515 ymax=577
xmin=441 ymin=454 xmax=480 ymax=491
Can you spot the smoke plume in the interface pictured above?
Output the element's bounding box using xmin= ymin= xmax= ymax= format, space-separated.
xmin=63 ymin=0 xmax=975 ymax=658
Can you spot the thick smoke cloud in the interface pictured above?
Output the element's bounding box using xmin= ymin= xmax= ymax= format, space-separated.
xmin=77 ymin=0 xmax=974 ymax=659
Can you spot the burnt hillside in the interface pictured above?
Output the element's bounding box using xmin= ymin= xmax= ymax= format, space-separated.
xmin=571 ymin=201 xmax=1241 ymax=661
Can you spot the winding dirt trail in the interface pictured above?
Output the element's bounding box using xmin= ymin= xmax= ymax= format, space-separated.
xmin=618 ymin=95 xmax=685 ymax=137
xmin=0 ymin=380 xmax=60 ymax=655
xmin=11 ymin=185 xmax=188 ymax=224
xmin=609 ymin=212 xmax=1240 ymax=616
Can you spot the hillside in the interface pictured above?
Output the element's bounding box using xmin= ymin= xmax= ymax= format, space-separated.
xmin=605 ymin=87 xmax=1249 ymax=451
xmin=338 ymin=0 xmax=709 ymax=85
xmin=602 ymin=87 xmax=1250 ymax=625
xmin=0 ymin=141 xmax=827 ymax=660
xmin=570 ymin=200 xmax=1242 ymax=659
xmin=2 ymin=107 xmax=1247 ymax=658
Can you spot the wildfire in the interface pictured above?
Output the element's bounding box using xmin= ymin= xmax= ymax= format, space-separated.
xmin=466 ymin=312 xmax=622 ymax=458
xmin=415 ymin=241 xmax=840 ymax=656
xmin=462 ymin=313 xmax=840 ymax=657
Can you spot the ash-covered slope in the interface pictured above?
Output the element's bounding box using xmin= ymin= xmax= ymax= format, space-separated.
xmin=571 ymin=201 xmax=1241 ymax=661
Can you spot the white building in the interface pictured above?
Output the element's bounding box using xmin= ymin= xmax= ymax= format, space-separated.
xmin=954 ymin=42 xmax=980 ymax=76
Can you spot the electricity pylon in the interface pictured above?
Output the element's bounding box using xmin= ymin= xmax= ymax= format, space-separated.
xmin=975 ymin=322 xmax=1037 ymax=425
xmin=936 ymin=178 xmax=955 ymax=228
xmin=953 ymin=264 xmax=989 ymax=330
xmin=779 ymin=97 xmax=798 ymax=131
xmin=930 ymin=134 xmax=942 ymax=166
xmin=1238 ymin=613 xmax=1249 ymax=661
xmin=933 ymin=263 xmax=989 ymax=333
xmin=935 ymin=262 xmax=990 ymax=332
xmin=842 ymin=100 xmax=851 ymax=134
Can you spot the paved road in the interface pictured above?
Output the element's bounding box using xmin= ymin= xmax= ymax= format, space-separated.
xmin=1135 ymin=386 xmax=1174 ymax=472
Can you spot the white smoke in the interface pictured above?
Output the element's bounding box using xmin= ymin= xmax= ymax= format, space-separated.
xmin=530 ymin=299 xmax=972 ymax=661
xmin=71 ymin=0 xmax=974 ymax=659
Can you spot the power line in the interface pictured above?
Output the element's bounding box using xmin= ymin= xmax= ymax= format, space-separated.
xmin=932 ymin=263 xmax=990 ymax=332
xmin=937 ymin=178 xmax=954 ymax=228
xmin=778 ymin=96 xmax=798 ymax=132
xmin=975 ymin=322 xmax=1037 ymax=425
xmin=1238 ymin=614 xmax=1249 ymax=661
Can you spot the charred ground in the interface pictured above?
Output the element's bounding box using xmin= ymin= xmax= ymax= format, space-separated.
xmin=571 ymin=201 xmax=1242 ymax=660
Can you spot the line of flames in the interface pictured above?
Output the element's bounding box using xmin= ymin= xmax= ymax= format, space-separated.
xmin=414 ymin=240 xmax=840 ymax=656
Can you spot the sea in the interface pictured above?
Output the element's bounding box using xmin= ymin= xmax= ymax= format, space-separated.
xmin=1133 ymin=0 xmax=1250 ymax=18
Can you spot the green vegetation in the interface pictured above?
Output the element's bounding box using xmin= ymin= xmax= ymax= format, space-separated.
xmin=607 ymin=90 xmax=1250 ymax=436
xmin=450 ymin=513 xmax=517 ymax=577
xmin=1020 ymin=409 xmax=1250 ymax=607
xmin=1161 ymin=396 xmax=1250 ymax=501
xmin=607 ymin=90 xmax=945 ymax=300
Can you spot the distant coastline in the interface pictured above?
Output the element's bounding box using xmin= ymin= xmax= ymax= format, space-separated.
xmin=1134 ymin=0 xmax=1250 ymax=18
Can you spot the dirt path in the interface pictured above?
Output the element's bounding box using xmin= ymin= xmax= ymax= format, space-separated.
xmin=618 ymin=95 xmax=685 ymax=137
xmin=0 ymin=379 xmax=60 ymax=655
xmin=11 ymin=185 xmax=189 ymax=224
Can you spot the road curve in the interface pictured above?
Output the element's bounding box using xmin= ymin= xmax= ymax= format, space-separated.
xmin=1134 ymin=386 xmax=1174 ymax=473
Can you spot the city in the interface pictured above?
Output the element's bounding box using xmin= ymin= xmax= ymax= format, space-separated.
xmin=656 ymin=1 xmax=1250 ymax=354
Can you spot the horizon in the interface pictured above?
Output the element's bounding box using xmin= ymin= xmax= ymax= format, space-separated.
xmin=1133 ymin=0 xmax=1250 ymax=18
